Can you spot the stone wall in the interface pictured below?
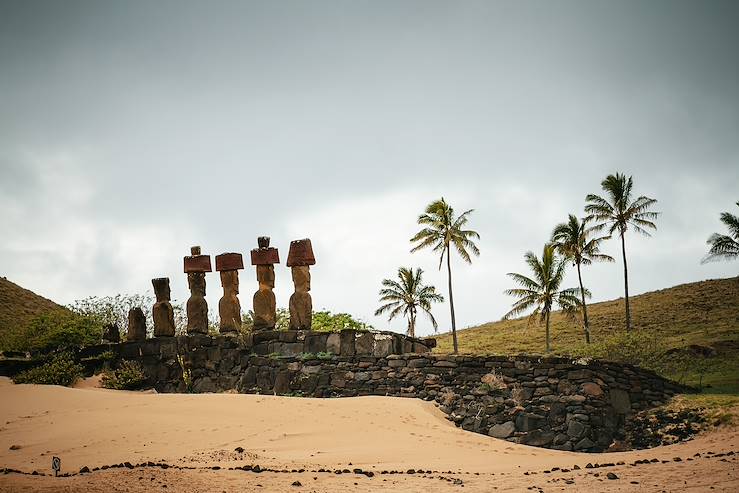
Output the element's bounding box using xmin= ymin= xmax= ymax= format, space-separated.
xmin=75 ymin=333 xmax=690 ymax=453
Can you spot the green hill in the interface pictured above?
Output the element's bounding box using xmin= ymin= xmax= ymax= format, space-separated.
xmin=434 ymin=277 xmax=739 ymax=391
xmin=0 ymin=276 xmax=67 ymax=348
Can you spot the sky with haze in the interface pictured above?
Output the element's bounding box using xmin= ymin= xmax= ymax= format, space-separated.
xmin=1 ymin=0 xmax=737 ymax=336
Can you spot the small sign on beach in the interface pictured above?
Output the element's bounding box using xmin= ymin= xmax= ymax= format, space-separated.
xmin=51 ymin=456 xmax=61 ymax=477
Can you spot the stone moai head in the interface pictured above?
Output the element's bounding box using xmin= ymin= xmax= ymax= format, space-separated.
xmin=287 ymin=238 xmax=315 ymax=292
xmin=216 ymin=252 xmax=243 ymax=295
xmin=256 ymin=265 xmax=275 ymax=289
xmin=152 ymin=277 xmax=171 ymax=302
xmin=127 ymin=307 xmax=147 ymax=341
xmin=220 ymin=270 xmax=239 ymax=294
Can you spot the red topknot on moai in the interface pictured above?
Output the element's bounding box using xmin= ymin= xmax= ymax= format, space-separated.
xmin=287 ymin=239 xmax=315 ymax=330
xmin=215 ymin=252 xmax=243 ymax=334
xmin=184 ymin=246 xmax=211 ymax=334
xmin=250 ymin=237 xmax=279 ymax=330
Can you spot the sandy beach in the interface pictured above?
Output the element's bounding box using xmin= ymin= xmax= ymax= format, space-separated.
xmin=1 ymin=377 xmax=737 ymax=492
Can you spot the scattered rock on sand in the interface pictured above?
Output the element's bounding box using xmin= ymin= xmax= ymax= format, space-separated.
xmin=607 ymin=472 xmax=619 ymax=480
xmin=9 ymin=444 xmax=21 ymax=450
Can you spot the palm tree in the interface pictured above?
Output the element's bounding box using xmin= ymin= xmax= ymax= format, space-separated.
xmin=503 ymin=244 xmax=583 ymax=353
xmin=551 ymin=214 xmax=613 ymax=344
xmin=374 ymin=267 xmax=444 ymax=338
xmin=410 ymin=198 xmax=480 ymax=353
xmin=585 ymin=173 xmax=658 ymax=331
xmin=702 ymin=201 xmax=739 ymax=263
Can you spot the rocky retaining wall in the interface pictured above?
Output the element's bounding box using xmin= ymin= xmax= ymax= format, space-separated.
xmin=70 ymin=333 xmax=691 ymax=453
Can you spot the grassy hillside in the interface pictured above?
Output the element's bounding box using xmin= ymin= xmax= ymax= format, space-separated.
xmin=434 ymin=277 xmax=739 ymax=391
xmin=0 ymin=277 xmax=67 ymax=345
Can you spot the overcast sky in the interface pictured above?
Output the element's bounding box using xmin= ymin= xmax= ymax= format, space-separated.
xmin=1 ymin=1 xmax=737 ymax=336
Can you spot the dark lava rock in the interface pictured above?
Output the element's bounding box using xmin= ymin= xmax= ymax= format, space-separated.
xmin=625 ymin=408 xmax=706 ymax=449
xmin=79 ymin=466 xmax=90 ymax=474
xmin=607 ymin=472 xmax=619 ymax=480
xmin=291 ymin=480 xmax=302 ymax=486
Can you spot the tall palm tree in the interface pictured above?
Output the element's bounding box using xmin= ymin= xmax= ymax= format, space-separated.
xmin=551 ymin=214 xmax=613 ymax=344
xmin=585 ymin=173 xmax=658 ymax=331
xmin=410 ymin=198 xmax=480 ymax=353
xmin=503 ymin=244 xmax=583 ymax=353
xmin=375 ymin=267 xmax=444 ymax=338
xmin=702 ymin=201 xmax=739 ymax=263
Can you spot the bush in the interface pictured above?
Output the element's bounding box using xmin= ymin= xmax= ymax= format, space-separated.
xmin=311 ymin=310 xmax=373 ymax=332
xmin=12 ymin=352 xmax=83 ymax=386
xmin=571 ymin=330 xmax=669 ymax=370
xmin=241 ymin=309 xmax=373 ymax=333
xmin=1 ymin=309 xmax=103 ymax=354
xmin=101 ymin=360 xmax=148 ymax=390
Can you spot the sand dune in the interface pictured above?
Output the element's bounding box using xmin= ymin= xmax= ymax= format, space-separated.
xmin=1 ymin=377 xmax=737 ymax=492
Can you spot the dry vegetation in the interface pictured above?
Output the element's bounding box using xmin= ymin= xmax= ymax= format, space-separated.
xmin=435 ymin=277 xmax=739 ymax=391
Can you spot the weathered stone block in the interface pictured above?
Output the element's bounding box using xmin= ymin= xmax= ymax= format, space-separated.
xmin=407 ymin=358 xmax=429 ymax=368
xmin=280 ymin=342 xmax=304 ymax=358
xmin=279 ymin=330 xmax=299 ymax=343
xmin=373 ymin=336 xmax=393 ymax=357
xmin=488 ymin=421 xmax=515 ymax=439
xmin=326 ymin=333 xmax=341 ymax=354
xmin=274 ymin=370 xmax=291 ymax=394
xmin=516 ymin=413 xmax=545 ymax=432
xmin=523 ymin=430 xmax=554 ymax=447
xmin=305 ymin=333 xmax=328 ymax=354
xmin=253 ymin=330 xmax=279 ymax=345
xmin=610 ymin=389 xmax=631 ymax=414
xmin=355 ymin=332 xmax=374 ymax=355
xmin=193 ymin=377 xmax=215 ymax=393
xmin=339 ymin=330 xmax=356 ymax=356
xmin=581 ymin=382 xmax=604 ymax=397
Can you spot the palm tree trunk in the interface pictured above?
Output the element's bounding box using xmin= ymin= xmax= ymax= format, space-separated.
xmin=620 ymin=230 xmax=631 ymax=331
xmin=446 ymin=246 xmax=458 ymax=354
xmin=545 ymin=310 xmax=551 ymax=353
xmin=409 ymin=309 xmax=416 ymax=339
xmin=576 ymin=261 xmax=590 ymax=344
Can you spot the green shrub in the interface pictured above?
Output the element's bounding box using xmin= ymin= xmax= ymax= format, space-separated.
xmin=101 ymin=360 xmax=148 ymax=390
xmin=2 ymin=309 xmax=103 ymax=353
xmin=12 ymin=352 xmax=83 ymax=386
xmin=240 ymin=309 xmax=373 ymax=333
xmin=311 ymin=311 xmax=373 ymax=332
xmin=571 ymin=330 xmax=668 ymax=370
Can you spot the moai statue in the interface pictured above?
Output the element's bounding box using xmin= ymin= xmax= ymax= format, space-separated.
xmin=215 ymin=252 xmax=244 ymax=334
xmin=126 ymin=307 xmax=147 ymax=341
xmin=287 ymin=239 xmax=316 ymax=330
xmin=152 ymin=277 xmax=176 ymax=337
xmin=102 ymin=323 xmax=120 ymax=343
xmin=250 ymin=236 xmax=279 ymax=330
xmin=184 ymin=245 xmax=212 ymax=334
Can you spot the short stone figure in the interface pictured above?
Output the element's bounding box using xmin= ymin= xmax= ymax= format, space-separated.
xmin=287 ymin=238 xmax=316 ymax=330
xmin=126 ymin=307 xmax=147 ymax=341
xmin=215 ymin=252 xmax=244 ymax=334
xmin=152 ymin=277 xmax=176 ymax=337
xmin=250 ymin=237 xmax=279 ymax=330
xmin=102 ymin=322 xmax=120 ymax=343
xmin=184 ymin=245 xmax=212 ymax=334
